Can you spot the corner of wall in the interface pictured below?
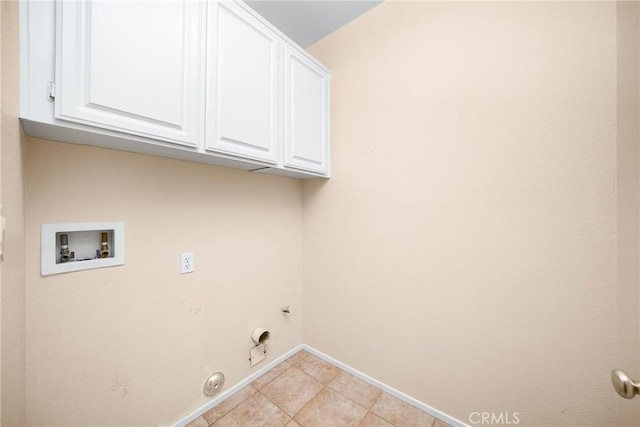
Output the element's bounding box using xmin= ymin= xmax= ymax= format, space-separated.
xmin=615 ymin=1 xmax=640 ymax=425
xmin=1 ymin=0 xmax=27 ymax=425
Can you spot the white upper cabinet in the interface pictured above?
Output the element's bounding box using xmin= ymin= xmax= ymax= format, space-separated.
xmin=283 ymin=47 xmax=330 ymax=175
xmin=55 ymin=0 xmax=204 ymax=147
xmin=21 ymin=0 xmax=329 ymax=178
xmin=206 ymin=1 xmax=279 ymax=163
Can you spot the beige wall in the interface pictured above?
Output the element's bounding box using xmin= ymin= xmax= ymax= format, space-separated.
xmin=1 ymin=1 xmax=27 ymax=426
xmin=304 ymin=2 xmax=618 ymax=425
xmin=25 ymin=140 xmax=303 ymax=425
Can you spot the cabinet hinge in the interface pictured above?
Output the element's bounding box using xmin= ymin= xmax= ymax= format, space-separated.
xmin=47 ymin=81 xmax=56 ymax=102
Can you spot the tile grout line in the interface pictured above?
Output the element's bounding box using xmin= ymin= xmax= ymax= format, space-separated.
xmin=356 ymin=390 xmax=393 ymax=427
xmin=256 ymin=389 xmax=296 ymax=425
xmin=257 ymin=351 xmax=321 ymax=423
xmin=211 ymin=385 xmax=261 ymax=426
xmin=251 ymin=360 xmax=293 ymax=392
xmin=291 ymin=353 xmax=345 ymax=424
xmin=361 ymin=391 xmax=438 ymax=427
xmin=254 ymin=359 xmax=306 ymax=422
xmin=325 ymin=369 xmax=383 ymax=412
xmin=280 ymin=351 xmax=324 ymax=422
xmin=326 ymin=377 xmax=378 ymax=415
xmin=288 ymin=352 xmax=374 ymax=426
xmin=289 ymin=384 xmax=327 ymax=425
xmin=205 ymin=387 xmax=256 ymax=427
xmin=282 ymin=362 xmax=327 ymax=421
xmin=278 ymin=351 xmax=344 ymax=424
xmin=258 ymin=365 xmax=322 ymax=422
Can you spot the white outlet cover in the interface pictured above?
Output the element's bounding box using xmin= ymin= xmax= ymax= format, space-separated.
xmin=181 ymin=252 xmax=194 ymax=274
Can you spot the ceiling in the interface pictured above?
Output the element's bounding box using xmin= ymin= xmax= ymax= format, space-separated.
xmin=245 ymin=1 xmax=383 ymax=47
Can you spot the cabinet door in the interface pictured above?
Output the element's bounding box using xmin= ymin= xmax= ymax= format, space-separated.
xmin=206 ymin=1 xmax=279 ymax=164
xmin=284 ymin=47 xmax=330 ymax=175
xmin=55 ymin=1 xmax=203 ymax=148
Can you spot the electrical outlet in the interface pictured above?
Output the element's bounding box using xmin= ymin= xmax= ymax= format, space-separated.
xmin=181 ymin=252 xmax=194 ymax=274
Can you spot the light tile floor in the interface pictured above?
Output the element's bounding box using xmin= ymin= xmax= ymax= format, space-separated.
xmin=187 ymin=350 xmax=452 ymax=427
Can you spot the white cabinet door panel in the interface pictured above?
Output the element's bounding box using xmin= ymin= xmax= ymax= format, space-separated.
xmin=284 ymin=48 xmax=329 ymax=175
xmin=206 ymin=1 xmax=278 ymax=163
xmin=55 ymin=0 xmax=203 ymax=147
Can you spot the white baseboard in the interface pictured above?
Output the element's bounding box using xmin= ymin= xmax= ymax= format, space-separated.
xmin=172 ymin=344 xmax=304 ymax=427
xmin=302 ymin=345 xmax=467 ymax=427
xmin=172 ymin=343 xmax=466 ymax=427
